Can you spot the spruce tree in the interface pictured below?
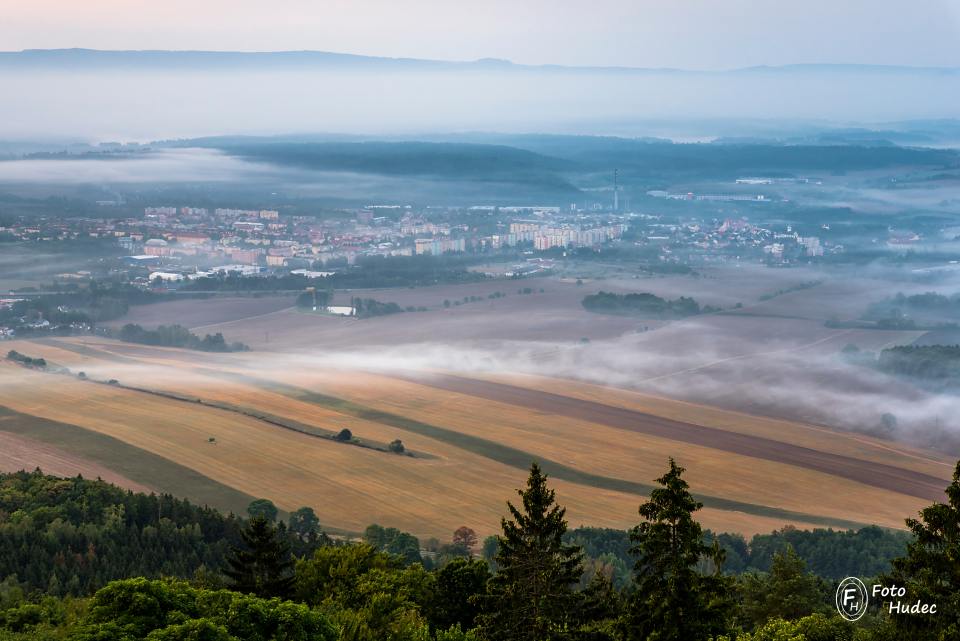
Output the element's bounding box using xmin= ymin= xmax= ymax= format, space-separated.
xmin=624 ymin=458 xmax=729 ymax=641
xmin=223 ymin=516 xmax=295 ymax=599
xmin=738 ymin=544 xmax=828 ymax=629
xmin=884 ymin=460 xmax=960 ymax=641
xmin=479 ymin=462 xmax=584 ymax=641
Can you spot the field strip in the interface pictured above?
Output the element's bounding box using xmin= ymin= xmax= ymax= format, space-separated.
xmin=169 ymin=366 xmax=872 ymax=530
xmin=463 ymin=371 xmax=953 ymax=472
xmin=0 ymin=429 xmax=153 ymax=493
xmin=31 ymin=340 xmax=907 ymax=529
xmin=189 ymin=305 xmax=296 ymax=331
xmin=0 ymin=405 xmax=257 ymax=516
xmin=56 ymin=337 xmax=953 ymax=472
xmin=99 ymin=379 xmax=431 ymax=458
xmin=384 ymin=371 xmax=948 ymax=502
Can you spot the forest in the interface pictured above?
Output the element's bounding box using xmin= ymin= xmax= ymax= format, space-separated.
xmin=877 ymin=344 xmax=960 ymax=382
xmin=582 ymin=292 xmax=715 ymax=318
xmin=112 ymin=324 xmax=250 ymax=352
xmin=0 ymin=459 xmax=954 ymax=641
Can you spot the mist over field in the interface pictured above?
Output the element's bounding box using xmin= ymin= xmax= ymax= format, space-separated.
xmin=4 ymin=3 xmax=960 ymax=638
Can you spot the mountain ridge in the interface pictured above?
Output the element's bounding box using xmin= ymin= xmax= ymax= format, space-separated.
xmin=2 ymin=48 xmax=958 ymax=75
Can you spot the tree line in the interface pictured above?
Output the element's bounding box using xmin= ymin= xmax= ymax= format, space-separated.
xmin=111 ymin=323 xmax=250 ymax=352
xmin=0 ymin=458 xmax=956 ymax=640
xmin=582 ymin=292 xmax=717 ymax=318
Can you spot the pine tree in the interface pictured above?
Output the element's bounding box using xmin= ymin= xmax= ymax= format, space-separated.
xmin=478 ymin=462 xmax=584 ymax=641
xmin=624 ymin=458 xmax=729 ymax=641
xmin=738 ymin=544 xmax=828 ymax=629
xmin=223 ymin=517 xmax=295 ymax=599
xmin=884 ymin=460 xmax=960 ymax=641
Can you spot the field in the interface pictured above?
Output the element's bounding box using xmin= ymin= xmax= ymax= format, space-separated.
xmin=2 ymin=265 xmax=957 ymax=540
xmin=0 ymin=328 xmax=954 ymax=540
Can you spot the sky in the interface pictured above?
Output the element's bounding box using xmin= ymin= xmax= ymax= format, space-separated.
xmin=3 ymin=0 xmax=960 ymax=70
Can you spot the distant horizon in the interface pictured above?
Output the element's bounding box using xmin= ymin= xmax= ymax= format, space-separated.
xmin=3 ymin=47 xmax=960 ymax=74
xmin=5 ymin=1 xmax=960 ymax=70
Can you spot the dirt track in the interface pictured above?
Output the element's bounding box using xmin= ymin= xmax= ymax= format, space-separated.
xmin=394 ymin=372 xmax=951 ymax=502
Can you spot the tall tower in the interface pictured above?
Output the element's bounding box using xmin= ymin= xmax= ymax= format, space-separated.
xmin=613 ymin=169 xmax=619 ymax=211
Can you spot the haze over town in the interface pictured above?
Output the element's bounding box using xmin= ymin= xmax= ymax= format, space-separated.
xmin=1 ymin=3 xmax=960 ymax=640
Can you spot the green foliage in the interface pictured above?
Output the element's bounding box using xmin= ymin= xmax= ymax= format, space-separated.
xmin=4 ymin=461 xmax=960 ymax=641
xmin=362 ymin=525 xmax=422 ymax=565
xmin=625 ymin=458 xmax=730 ymax=641
xmin=295 ymin=290 xmax=331 ymax=309
xmin=115 ymin=324 xmax=249 ymax=352
xmin=0 ymin=282 xmax=161 ymax=328
xmin=715 ymin=614 xmax=855 ymax=641
xmin=746 ymin=526 xmax=910 ymax=580
xmin=246 ymin=500 xmax=278 ymax=523
xmin=223 ymin=518 xmax=295 ymax=599
xmin=478 ymin=462 xmax=583 ymax=641
xmin=428 ymin=558 xmax=489 ymax=631
xmin=883 ymin=460 xmax=960 ymax=641
xmin=144 ymin=618 xmax=235 ymax=640
xmin=575 ymin=570 xmax=622 ymax=632
xmin=351 ymin=298 xmax=404 ymax=319
xmin=287 ymin=508 xmax=321 ymax=542
xmin=294 ymin=544 xmax=404 ymax=607
xmin=0 ymin=471 xmax=245 ymax=596
xmin=295 ymin=544 xmax=433 ymax=641
xmin=582 ymin=291 xmax=712 ymax=317
xmin=738 ymin=546 xmax=830 ymax=629
xmin=877 ymin=345 xmax=960 ymax=381
xmin=70 ymin=578 xmax=335 ymax=641
xmin=5 ymin=352 xmax=46 ymax=368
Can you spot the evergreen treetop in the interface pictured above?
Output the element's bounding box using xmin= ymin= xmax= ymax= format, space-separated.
xmin=479 ymin=462 xmax=584 ymax=641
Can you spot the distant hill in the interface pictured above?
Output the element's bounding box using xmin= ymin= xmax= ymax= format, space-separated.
xmin=163 ymin=135 xmax=960 ymax=181
xmin=2 ymin=49 xmax=958 ymax=76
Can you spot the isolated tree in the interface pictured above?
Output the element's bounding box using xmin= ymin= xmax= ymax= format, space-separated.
xmin=288 ymin=506 xmax=321 ymax=540
xmin=452 ymin=526 xmax=478 ymax=554
xmin=335 ymin=428 xmax=353 ymax=442
xmin=223 ymin=517 xmax=295 ymax=599
xmin=880 ymin=412 xmax=898 ymax=435
xmin=478 ymin=462 xmax=584 ymax=641
xmin=246 ymin=498 xmax=278 ymax=522
xmin=624 ymin=458 xmax=729 ymax=641
xmin=883 ymin=460 xmax=960 ymax=641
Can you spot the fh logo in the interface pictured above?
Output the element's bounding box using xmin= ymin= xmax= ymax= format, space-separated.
xmin=836 ymin=577 xmax=869 ymax=621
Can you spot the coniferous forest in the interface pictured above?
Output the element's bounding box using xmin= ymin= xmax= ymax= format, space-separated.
xmin=0 ymin=459 xmax=956 ymax=641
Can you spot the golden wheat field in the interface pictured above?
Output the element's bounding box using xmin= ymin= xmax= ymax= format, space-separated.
xmin=0 ymin=337 xmax=952 ymax=539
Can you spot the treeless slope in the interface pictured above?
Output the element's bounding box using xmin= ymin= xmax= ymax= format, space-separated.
xmin=386 ymin=371 xmax=949 ymax=501
xmin=471 ymin=372 xmax=953 ymax=476
xmin=0 ymin=357 xmax=852 ymax=537
xmin=13 ymin=339 xmax=948 ymax=534
xmin=0 ymin=428 xmax=152 ymax=493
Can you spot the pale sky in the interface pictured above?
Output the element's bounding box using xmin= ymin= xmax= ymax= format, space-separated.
xmin=3 ymin=0 xmax=960 ymax=70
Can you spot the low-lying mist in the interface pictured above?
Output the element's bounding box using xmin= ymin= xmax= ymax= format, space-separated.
xmin=2 ymin=65 xmax=959 ymax=141
xmin=41 ymin=329 xmax=960 ymax=457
